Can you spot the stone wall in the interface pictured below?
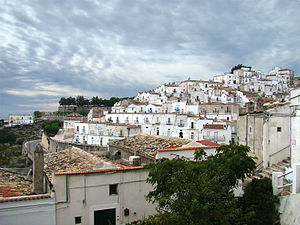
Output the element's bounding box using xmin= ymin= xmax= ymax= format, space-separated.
xmin=280 ymin=193 xmax=300 ymax=225
xmin=109 ymin=144 xmax=155 ymax=164
xmin=49 ymin=137 xmax=109 ymax=154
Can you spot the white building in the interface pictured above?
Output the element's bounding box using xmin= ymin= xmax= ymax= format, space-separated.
xmin=0 ymin=195 xmax=56 ymax=225
xmin=290 ymin=88 xmax=300 ymax=165
xmin=105 ymin=112 xmax=213 ymax=140
xmin=54 ymin=167 xmax=156 ymax=225
xmin=201 ymin=123 xmax=232 ymax=145
xmin=74 ymin=122 xmax=141 ymax=146
xmin=9 ymin=114 xmax=34 ymax=126
xmin=156 ymin=140 xmax=220 ymax=160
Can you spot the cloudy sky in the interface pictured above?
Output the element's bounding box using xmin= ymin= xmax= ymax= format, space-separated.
xmin=1 ymin=0 xmax=300 ymax=119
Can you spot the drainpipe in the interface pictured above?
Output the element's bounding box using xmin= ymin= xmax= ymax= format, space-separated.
xmin=245 ymin=114 xmax=248 ymax=146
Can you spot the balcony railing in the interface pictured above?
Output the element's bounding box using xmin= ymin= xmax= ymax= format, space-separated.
xmin=166 ymin=122 xmax=172 ymax=125
xmin=178 ymin=124 xmax=184 ymax=127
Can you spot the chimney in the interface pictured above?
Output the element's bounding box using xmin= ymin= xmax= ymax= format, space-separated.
xmin=33 ymin=144 xmax=44 ymax=194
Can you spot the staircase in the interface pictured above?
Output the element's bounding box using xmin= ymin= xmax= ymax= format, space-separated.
xmin=253 ymin=158 xmax=292 ymax=195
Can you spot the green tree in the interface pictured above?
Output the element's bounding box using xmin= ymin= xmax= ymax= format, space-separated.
xmin=42 ymin=120 xmax=62 ymax=137
xmin=143 ymin=145 xmax=270 ymax=225
xmin=0 ymin=130 xmax=17 ymax=144
xmin=90 ymin=96 xmax=103 ymax=106
xmin=34 ymin=111 xmax=43 ymax=118
xmin=76 ymin=96 xmax=90 ymax=106
xmin=242 ymin=178 xmax=279 ymax=225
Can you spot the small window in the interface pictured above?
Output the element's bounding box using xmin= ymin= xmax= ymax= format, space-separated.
xmin=75 ymin=216 xmax=81 ymax=224
xmin=109 ymin=184 xmax=118 ymax=195
xmin=277 ymin=127 xmax=282 ymax=132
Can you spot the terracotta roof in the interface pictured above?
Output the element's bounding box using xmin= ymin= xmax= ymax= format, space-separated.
xmin=203 ymin=124 xmax=226 ymax=130
xmin=0 ymin=169 xmax=33 ymax=198
xmin=197 ymin=140 xmax=221 ymax=147
xmin=110 ymin=135 xmax=190 ymax=157
xmin=44 ymin=147 xmax=118 ymax=181
xmin=157 ymin=146 xmax=218 ymax=152
xmin=55 ymin=166 xmax=144 ymax=175
xmin=0 ymin=194 xmax=51 ymax=203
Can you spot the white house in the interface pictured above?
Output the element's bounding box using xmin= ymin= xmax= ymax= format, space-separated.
xmin=0 ymin=195 xmax=55 ymax=225
xmin=290 ymin=88 xmax=300 ymax=165
xmin=53 ymin=167 xmax=156 ymax=225
xmin=201 ymin=123 xmax=231 ymax=144
xmin=156 ymin=140 xmax=220 ymax=160
xmin=8 ymin=114 xmax=34 ymax=126
xmin=73 ymin=122 xmax=141 ymax=146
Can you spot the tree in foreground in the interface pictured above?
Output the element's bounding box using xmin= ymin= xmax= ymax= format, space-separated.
xmin=129 ymin=145 xmax=279 ymax=225
xmin=42 ymin=120 xmax=62 ymax=137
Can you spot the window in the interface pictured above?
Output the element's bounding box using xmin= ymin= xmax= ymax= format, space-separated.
xmin=77 ymin=126 xmax=79 ymax=131
xmin=191 ymin=132 xmax=194 ymax=139
xmin=277 ymin=127 xmax=282 ymax=132
xmin=191 ymin=122 xmax=194 ymax=129
xmin=109 ymin=184 xmax=118 ymax=195
xmin=167 ymin=118 xmax=171 ymax=124
xmin=214 ymin=132 xmax=218 ymax=139
xmin=75 ymin=216 xmax=81 ymax=224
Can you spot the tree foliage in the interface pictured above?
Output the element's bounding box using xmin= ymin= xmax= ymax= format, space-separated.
xmin=137 ymin=145 xmax=278 ymax=225
xmin=42 ymin=120 xmax=62 ymax=137
xmin=58 ymin=95 xmax=131 ymax=107
xmin=242 ymin=178 xmax=279 ymax=225
xmin=0 ymin=129 xmax=17 ymax=144
xmin=59 ymin=96 xmax=76 ymax=105
xmin=34 ymin=110 xmax=44 ymax=118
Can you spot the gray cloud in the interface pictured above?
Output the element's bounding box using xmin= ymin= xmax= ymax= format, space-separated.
xmin=1 ymin=0 xmax=300 ymax=118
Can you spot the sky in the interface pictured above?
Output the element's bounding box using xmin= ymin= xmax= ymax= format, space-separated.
xmin=1 ymin=0 xmax=300 ymax=119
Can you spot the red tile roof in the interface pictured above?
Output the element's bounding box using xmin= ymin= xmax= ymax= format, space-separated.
xmin=0 ymin=194 xmax=51 ymax=203
xmin=203 ymin=124 xmax=225 ymax=130
xmin=157 ymin=146 xmax=219 ymax=152
xmin=54 ymin=166 xmax=144 ymax=176
xmin=197 ymin=140 xmax=221 ymax=147
xmin=0 ymin=170 xmax=33 ymax=198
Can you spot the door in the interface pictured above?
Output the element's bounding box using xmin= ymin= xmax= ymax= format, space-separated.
xmin=94 ymin=208 xmax=116 ymax=225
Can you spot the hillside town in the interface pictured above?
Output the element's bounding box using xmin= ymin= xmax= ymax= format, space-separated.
xmin=1 ymin=65 xmax=300 ymax=225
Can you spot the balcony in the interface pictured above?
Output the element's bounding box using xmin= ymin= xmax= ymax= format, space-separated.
xmin=134 ymin=120 xmax=139 ymax=124
xmin=155 ymin=121 xmax=160 ymax=125
xmin=178 ymin=123 xmax=184 ymax=127
xmin=166 ymin=122 xmax=172 ymax=125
